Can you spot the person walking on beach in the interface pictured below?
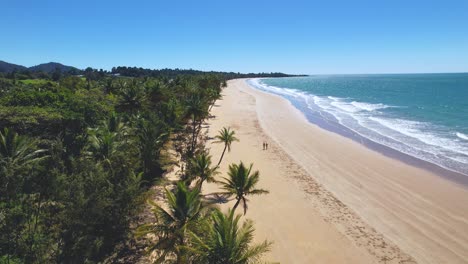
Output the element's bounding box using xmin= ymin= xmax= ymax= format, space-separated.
xmin=266 ymin=142 xmax=269 ymax=150
xmin=262 ymin=142 xmax=266 ymax=150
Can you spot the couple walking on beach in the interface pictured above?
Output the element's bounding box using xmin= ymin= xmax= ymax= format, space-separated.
xmin=263 ymin=141 xmax=269 ymax=150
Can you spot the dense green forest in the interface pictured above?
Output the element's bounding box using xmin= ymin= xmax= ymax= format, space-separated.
xmin=0 ymin=60 xmax=304 ymax=80
xmin=0 ymin=67 xmax=273 ymax=263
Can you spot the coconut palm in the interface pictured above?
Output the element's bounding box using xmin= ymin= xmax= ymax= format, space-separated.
xmin=186 ymin=209 xmax=271 ymax=264
xmin=219 ymin=162 xmax=269 ymax=215
xmin=136 ymin=182 xmax=205 ymax=263
xmin=189 ymin=152 xmax=218 ymax=190
xmin=214 ymin=127 xmax=239 ymax=167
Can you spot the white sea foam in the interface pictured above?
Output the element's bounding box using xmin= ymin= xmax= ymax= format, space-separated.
xmin=320 ymin=98 xmax=391 ymax=114
xmin=351 ymin=101 xmax=390 ymax=111
xmin=330 ymin=101 xmax=361 ymax=113
xmin=249 ymin=79 xmax=302 ymax=98
xmin=369 ymin=117 xmax=468 ymax=157
xmin=457 ymin=132 xmax=468 ymax=141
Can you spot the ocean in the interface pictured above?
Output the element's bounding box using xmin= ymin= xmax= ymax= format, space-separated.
xmin=248 ymin=73 xmax=468 ymax=177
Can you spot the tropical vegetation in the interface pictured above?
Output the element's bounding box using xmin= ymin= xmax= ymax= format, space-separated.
xmin=0 ymin=64 xmax=273 ymax=263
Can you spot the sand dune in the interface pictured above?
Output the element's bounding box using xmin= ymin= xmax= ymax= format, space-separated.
xmin=203 ymin=79 xmax=468 ymax=264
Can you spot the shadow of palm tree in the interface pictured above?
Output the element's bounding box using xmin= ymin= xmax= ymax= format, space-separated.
xmin=203 ymin=193 xmax=231 ymax=205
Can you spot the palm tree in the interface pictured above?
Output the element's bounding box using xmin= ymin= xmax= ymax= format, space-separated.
xmin=189 ymin=152 xmax=218 ymax=190
xmin=0 ymin=128 xmax=49 ymax=252
xmin=214 ymin=127 xmax=239 ymax=167
xmin=117 ymin=80 xmax=147 ymax=113
xmin=0 ymin=128 xmax=47 ymax=166
xmin=104 ymin=112 xmax=127 ymax=135
xmin=219 ymin=162 xmax=269 ymax=215
xmin=207 ymin=87 xmax=222 ymax=112
xmin=136 ymin=118 xmax=168 ymax=180
xmin=86 ymin=113 xmax=130 ymax=170
xmin=87 ymin=131 xmax=121 ymax=165
xmin=104 ymin=78 xmax=114 ymax=94
xmin=186 ymin=209 xmax=271 ymax=264
xmin=185 ymin=94 xmax=209 ymax=155
xmin=136 ymin=182 xmax=205 ymax=263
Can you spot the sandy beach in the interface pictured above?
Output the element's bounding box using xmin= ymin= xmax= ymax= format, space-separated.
xmin=203 ymin=79 xmax=468 ymax=264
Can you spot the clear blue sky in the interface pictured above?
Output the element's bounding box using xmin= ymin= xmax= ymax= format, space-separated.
xmin=1 ymin=0 xmax=467 ymax=74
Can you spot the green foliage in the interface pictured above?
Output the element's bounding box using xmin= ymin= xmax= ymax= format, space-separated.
xmin=188 ymin=152 xmax=218 ymax=189
xmin=0 ymin=72 xmax=224 ymax=263
xmin=136 ymin=182 xmax=208 ymax=263
xmin=186 ymin=209 xmax=272 ymax=264
xmin=136 ymin=114 xmax=169 ymax=182
xmin=55 ymin=159 xmax=143 ymax=263
xmin=0 ymin=81 xmax=113 ymax=136
xmin=19 ymin=79 xmax=55 ymax=85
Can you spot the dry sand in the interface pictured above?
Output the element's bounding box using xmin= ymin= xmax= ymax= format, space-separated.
xmin=203 ymin=79 xmax=468 ymax=264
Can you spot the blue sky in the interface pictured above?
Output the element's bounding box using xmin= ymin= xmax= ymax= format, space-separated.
xmin=1 ymin=0 xmax=467 ymax=74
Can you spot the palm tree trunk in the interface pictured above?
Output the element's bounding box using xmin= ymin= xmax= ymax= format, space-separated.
xmin=232 ymin=198 xmax=241 ymax=212
xmin=208 ymin=102 xmax=215 ymax=112
xmin=29 ymin=192 xmax=42 ymax=260
xmin=177 ymin=235 xmax=185 ymax=264
xmin=193 ymin=119 xmax=204 ymax=152
xmin=216 ymin=144 xmax=227 ymax=167
xmin=197 ymin=178 xmax=205 ymax=191
xmin=190 ymin=118 xmax=197 ymax=154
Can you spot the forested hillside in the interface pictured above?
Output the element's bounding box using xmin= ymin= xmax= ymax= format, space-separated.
xmin=0 ymin=61 xmax=28 ymax=73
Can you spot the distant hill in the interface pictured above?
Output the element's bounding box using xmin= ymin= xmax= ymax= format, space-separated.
xmin=0 ymin=60 xmax=28 ymax=73
xmin=0 ymin=60 xmax=80 ymax=73
xmin=28 ymin=62 xmax=79 ymax=73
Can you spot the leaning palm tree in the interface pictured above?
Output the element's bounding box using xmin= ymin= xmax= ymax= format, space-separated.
xmin=214 ymin=127 xmax=239 ymax=167
xmin=219 ymin=162 xmax=269 ymax=215
xmin=189 ymin=152 xmax=218 ymax=190
xmin=136 ymin=182 xmax=205 ymax=263
xmin=185 ymin=209 xmax=271 ymax=264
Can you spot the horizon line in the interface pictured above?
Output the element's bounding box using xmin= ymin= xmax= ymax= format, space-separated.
xmin=2 ymin=59 xmax=467 ymax=76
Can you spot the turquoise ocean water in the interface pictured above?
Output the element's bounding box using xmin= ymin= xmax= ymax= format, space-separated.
xmin=248 ymin=74 xmax=468 ymax=177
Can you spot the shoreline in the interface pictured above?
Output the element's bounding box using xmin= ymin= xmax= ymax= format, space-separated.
xmin=204 ymin=79 xmax=468 ymax=264
xmin=249 ymin=78 xmax=468 ymax=186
